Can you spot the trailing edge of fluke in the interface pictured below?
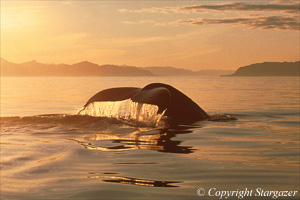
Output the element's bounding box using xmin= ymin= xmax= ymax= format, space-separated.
xmin=80 ymin=83 xmax=209 ymax=125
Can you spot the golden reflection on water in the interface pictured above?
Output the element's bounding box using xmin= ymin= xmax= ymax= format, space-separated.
xmin=188 ymin=145 xmax=299 ymax=168
xmin=1 ymin=149 xmax=68 ymax=194
xmin=71 ymin=128 xmax=194 ymax=154
xmin=185 ymin=125 xmax=299 ymax=169
xmin=1 ymin=77 xmax=299 ymax=198
xmin=87 ymin=174 xmax=181 ymax=187
xmin=1 ymin=122 xmax=299 ymax=196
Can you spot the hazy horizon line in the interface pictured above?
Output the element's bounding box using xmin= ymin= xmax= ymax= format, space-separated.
xmin=1 ymin=57 xmax=238 ymax=71
xmin=2 ymin=57 xmax=299 ymax=72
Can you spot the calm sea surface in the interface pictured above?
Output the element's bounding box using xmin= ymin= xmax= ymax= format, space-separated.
xmin=1 ymin=76 xmax=299 ymax=200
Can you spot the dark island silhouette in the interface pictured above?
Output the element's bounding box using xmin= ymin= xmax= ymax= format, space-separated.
xmin=1 ymin=58 xmax=298 ymax=77
xmin=0 ymin=58 xmax=153 ymax=77
xmin=227 ymin=61 xmax=300 ymax=76
xmin=0 ymin=58 xmax=232 ymax=77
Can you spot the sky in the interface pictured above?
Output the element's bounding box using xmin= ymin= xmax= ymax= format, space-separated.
xmin=1 ymin=0 xmax=299 ymax=70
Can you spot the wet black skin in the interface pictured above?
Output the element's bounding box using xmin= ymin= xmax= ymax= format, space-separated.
xmin=81 ymin=83 xmax=209 ymax=125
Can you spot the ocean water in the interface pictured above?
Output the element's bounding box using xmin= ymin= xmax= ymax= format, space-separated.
xmin=0 ymin=76 xmax=299 ymax=200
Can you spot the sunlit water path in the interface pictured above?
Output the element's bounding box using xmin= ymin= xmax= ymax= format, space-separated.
xmin=1 ymin=76 xmax=299 ymax=199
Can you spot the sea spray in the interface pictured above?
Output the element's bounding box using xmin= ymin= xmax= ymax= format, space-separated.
xmin=78 ymin=99 xmax=166 ymax=127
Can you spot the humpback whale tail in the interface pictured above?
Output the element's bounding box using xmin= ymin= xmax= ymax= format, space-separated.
xmin=78 ymin=83 xmax=209 ymax=126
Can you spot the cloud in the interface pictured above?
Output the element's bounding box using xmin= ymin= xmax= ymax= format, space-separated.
xmin=272 ymin=0 xmax=299 ymax=5
xmin=120 ymin=1 xmax=299 ymax=14
xmin=179 ymin=2 xmax=300 ymax=14
xmin=118 ymin=7 xmax=170 ymax=14
xmin=175 ymin=2 xmax=300 ymax=31
xmin=174 ymin=16 xmax=299 ymax=31
xmin=119 ymin=1 xmax=299 ymax=31
xmin=122 ymin=21 xmax=137 ymax=25
xmin=121 ymin=20 xmax=156 ymax=25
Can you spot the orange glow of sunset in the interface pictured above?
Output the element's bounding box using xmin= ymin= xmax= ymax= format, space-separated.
xmin=1 ymin=0 xmax=299 ymax=70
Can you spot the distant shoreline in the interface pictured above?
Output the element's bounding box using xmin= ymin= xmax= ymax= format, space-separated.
xmin=1 ymin=58 xmax=299 ymax=77
xmin=225 ymin=61 xmax=299 ymax=77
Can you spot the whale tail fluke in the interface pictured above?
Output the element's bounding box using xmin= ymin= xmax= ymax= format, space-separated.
xmin=79 ymin=83 xmax=209 ymax=126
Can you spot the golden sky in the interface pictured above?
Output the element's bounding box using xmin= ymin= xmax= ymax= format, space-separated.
xmin=1 ymin=0 xmax=299 ymax=70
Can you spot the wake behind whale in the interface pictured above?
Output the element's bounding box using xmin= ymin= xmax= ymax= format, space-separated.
xmin=78 ymin=83 xmax=209 ymax=126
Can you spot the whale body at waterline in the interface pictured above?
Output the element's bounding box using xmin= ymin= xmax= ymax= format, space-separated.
xmin=79 ymin=83 xmax=209 ymax=125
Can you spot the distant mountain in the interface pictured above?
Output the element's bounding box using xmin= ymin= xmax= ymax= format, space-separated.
xmin=0 ymin=58 xmax=234 ymax=77
xmin=3 ymin=58 xmax=296 ymax=77
xmin=227 ymin=61 xmax=300 ymax=76
xmin=0 ymin=59 xmax=154 ymax=77
xmin=143 ymin=66 xmax=234 ymax=76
